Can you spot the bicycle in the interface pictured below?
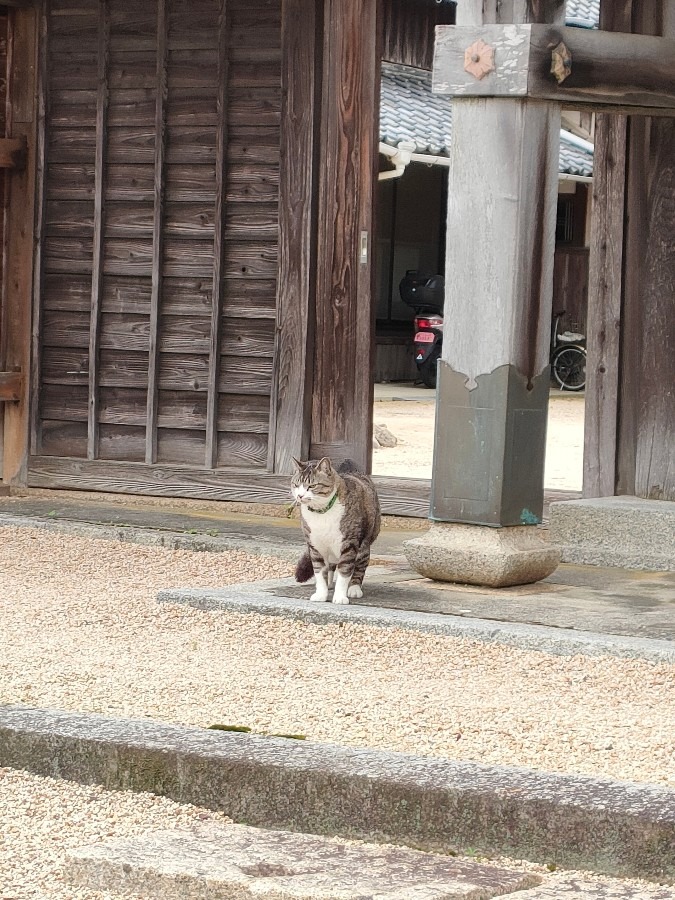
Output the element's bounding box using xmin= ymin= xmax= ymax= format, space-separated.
xmin=550 ymin=311 xmax=586 ymax=392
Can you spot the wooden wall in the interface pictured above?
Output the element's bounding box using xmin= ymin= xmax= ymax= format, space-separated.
xmin=584 ymin=0 xmax=675 ymax=501
xmin=0 ymin=11 xmax=7 ymax=474
xmin=33 ymin=0 xmax=281 ymax=473
xmin=552 ymin=246 xmax=589 ymax=336
xmin=383 ymin=0 xmax=455 ymax=69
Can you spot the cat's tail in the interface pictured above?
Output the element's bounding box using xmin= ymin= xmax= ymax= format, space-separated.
xmin=295 ymin=551 xmax=314 ymax=583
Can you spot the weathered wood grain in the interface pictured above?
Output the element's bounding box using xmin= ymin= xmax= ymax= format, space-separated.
xmin=146 ymin=0 xmax=167 ymax=464
xmin=45 ymin=163 xmax=95 ymax=199
xmin=455 ymin=0 xmax=564 ymax=25
xmin=310 ymin=0 xmax=379 ymax=473
xmin=383 ymin=0 xmax=455 ymax=69
xmin=39 ymin=421 xmax=89 ymax=458
xmin=2 ymin=5 xmax=39 ymax=484
xmin=216 ymin=432 xmax=268 ymax=467
xmin=0 ymin=372 xmax=24 ymax=402
xmin=0 ymin=136 xmax=27 ymax=168
xmin=271 ymin=0 xmax=318 ymax=472
xmin=205 ymin=0 xmax=228 ymax=467
xmin=583 ymin=114 xmax=626 ymax=498
xmin=433 ymin=24 xmax=675 ymax=115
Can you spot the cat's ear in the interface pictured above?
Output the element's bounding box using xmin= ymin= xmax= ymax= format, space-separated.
xmin=292 ymin=457 xmax=305 ymax=471
xmin=316 ymin=456 xmax=333 ymax=474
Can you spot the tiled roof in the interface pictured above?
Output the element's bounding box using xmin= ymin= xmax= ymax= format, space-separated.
xmin=565 ymin=0 xmax=600 ymax=28
xmin=380 ymin=63 xmax=593 ymax=178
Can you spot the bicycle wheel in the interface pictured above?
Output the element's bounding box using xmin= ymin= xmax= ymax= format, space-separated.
xmin=552 ymin=344 xmax=586 ymax=392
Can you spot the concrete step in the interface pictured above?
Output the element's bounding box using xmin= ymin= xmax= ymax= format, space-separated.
xmin=2 ymin=706 xmax=674 ymax=883
xmin=65 ymin=822 xmax=541 ymax=899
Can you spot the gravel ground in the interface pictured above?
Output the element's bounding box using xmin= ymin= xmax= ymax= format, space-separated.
xmin=372 ymin=393 xmax=585 ymax=490
xmin=1 ymin=769 xmax=673 ymax=899
xmin=0 ymin=526 xmax=673 ymax=788
xmin=0 ymin=526 xmax=674 ymax=896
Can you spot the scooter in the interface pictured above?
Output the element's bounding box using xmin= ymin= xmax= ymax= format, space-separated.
xmin=399 ymin=270 xmax=445 ymax=388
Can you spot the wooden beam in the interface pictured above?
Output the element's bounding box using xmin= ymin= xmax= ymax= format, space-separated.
xmin=0 ymin=372 xmax=23 ymax=402
xmin=272 ymin=0 xmax=321 ymax=473
xmin=2 ymin=6 xmax=39 ymax=485
xmin=0 ymin=136 xmax=26 ymax=169
xmin=433 ymin=24 xmax=675 ymax=114
xmin=1 ymin=1 xmax=37 ymax=8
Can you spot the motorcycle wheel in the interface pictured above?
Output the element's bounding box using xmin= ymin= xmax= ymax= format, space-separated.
xmin=551 ymin=344 xmax=586 ymax=392
xmin=419 ymin=348 xmax=440 ymax=389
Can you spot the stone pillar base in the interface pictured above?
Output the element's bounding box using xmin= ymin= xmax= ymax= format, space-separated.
xmin=403 ymin=523 xmax=561 ymax=588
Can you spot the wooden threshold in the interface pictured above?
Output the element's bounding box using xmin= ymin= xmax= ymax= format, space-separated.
xmin=27 ymin=457 xmax=430 ymax=516
xmin=26 ymin=458 xmax=578 ymax=519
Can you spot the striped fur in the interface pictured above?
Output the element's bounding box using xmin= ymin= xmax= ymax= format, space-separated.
xmin=291 ymin=457 xmax=381 ymax=604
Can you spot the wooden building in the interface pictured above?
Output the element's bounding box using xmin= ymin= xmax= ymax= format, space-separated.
xmin=0 ymin=0 xmax=673 ymax=517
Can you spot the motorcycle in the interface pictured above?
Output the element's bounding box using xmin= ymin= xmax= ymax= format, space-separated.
xmin=399 ymin=270 xmax=445 ymax=389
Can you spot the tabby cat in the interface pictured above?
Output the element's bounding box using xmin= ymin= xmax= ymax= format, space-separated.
xmin=291 ymin=457 xmax=381 ymax=605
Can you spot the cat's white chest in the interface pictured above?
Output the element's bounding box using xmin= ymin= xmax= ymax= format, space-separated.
xmin=302 ymin=500 xmax=345 ymax=564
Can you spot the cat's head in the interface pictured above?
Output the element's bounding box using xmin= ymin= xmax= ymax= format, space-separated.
xmin=290 ymin=457 xmax=338 ymax=507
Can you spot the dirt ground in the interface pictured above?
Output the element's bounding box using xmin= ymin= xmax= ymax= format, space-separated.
xmin=372 ymin=391 xmax=585 ymax=491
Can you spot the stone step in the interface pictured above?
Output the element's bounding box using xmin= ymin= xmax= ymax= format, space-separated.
xmin=2 ymin=706 xmax=674 ymax=883
xmin=65 ymin=823 xmax=541 ymax=899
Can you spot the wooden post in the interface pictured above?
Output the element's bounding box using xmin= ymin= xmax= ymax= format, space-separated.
xmin=1 ymin=5 xmax=39 ymax=486
xmin=272 ymin=0 xmax=322 ymax=473
xmin=582 ymin=2 xmax=632 ymax=498
xmin=403 ymin=1 xmax=562 ymax=585
xmin=309 ymin=0 xmax=381 ymax=472
xmin=617 ymin=0 xmax=675 ymax=501
xmin=584 ymin=0 xmax=675 ymax=502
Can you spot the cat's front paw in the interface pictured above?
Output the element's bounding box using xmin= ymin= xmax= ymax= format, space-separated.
xmin=347 ymin=584 xmax=363 ymax=599
xmin=309 ymin=590 xmax=329 ymax=602
xmin=332 ymin=594 xmax=350 ymax=605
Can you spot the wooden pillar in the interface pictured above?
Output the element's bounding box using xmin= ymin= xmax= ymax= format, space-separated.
xmin=403 ymin=3 xmax=563 ymax=586
xmin=1 ymin=5 xmax=39 ymax=486
xmin=309 ymin=0 xmax=381 ymax=472
xmin=584 ymin=0 xmax=675 ymax=502
xmin=432 ymin=5 xmax=560 ymax=528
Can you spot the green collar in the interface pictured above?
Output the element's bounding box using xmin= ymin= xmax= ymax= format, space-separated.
xmin=308 ymin=491 xmax=338 ymax=514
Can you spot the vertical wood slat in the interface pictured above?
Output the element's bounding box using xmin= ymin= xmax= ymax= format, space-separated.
xmin=271 ymin=0 xmax=321 ymax=473
xmin=310 ymin=0 xmax=380 ymax=472
xmin=87 ymin=3 xmax=109 ymax=460
xmin=1 ymin=5 xmax=39 ymax=485
xmin=145 ymin=0 xmax=168 ymax=465
xmin=624 ymin=0 xmax=675 ymax=500
xmin=205 ymin=0 xmax=228 ymax=468
xmin=455 ymin=0 xmax=565 ymax=25
xmin=29 ymin=0 xmax=48 ymax=456
xmin=582 ymin=113 xmax=627 ymax=497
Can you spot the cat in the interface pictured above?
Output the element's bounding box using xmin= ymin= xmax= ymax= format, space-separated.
xmin=290 ymin=457 xmax=381 ymax=605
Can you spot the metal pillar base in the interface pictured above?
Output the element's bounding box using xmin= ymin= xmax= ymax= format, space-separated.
xmin=431 ymin=362 xmax=550 ymax=527
xmin=403 ymin=522 xmax=560 ymax=588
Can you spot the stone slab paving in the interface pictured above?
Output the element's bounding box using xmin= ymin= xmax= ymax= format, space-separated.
xmin=158 ymin=580 xmax=675 ymax=663
xmin=65 ymin=823 xmax=541 ymax=899
xmin=516 ymin=882 xmax=675 ymax=899
xmin=1 ymin=706 xmax=674 ymax=882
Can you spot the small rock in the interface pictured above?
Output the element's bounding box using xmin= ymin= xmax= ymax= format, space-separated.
xmin=374 ymin=423 xmax=398 ymax=448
